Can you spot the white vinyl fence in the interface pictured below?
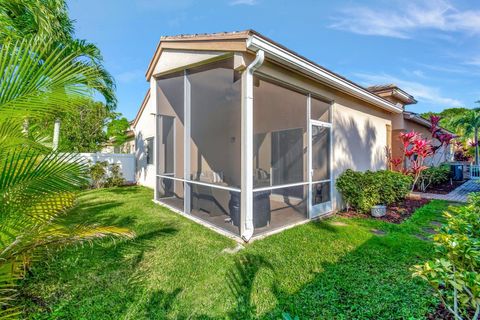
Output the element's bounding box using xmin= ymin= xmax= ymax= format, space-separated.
xmin=470 ymin=164 xmax=480 ymax=180
xmin=78 ymin=153 xmax=136 ymax=183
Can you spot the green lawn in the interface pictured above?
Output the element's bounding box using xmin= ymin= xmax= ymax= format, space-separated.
xmin=20 ymin=186 xmax=450 ymax=319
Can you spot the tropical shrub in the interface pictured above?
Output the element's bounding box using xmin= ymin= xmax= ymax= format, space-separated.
xmin=89 ymin=161 xmax=108 ymax=188
xmin=336 ymin=169 xmax=412 ymax=213
xmin=454 ymin=141 xmax=473 ymax=162
xmin=105 ymin=163 xmax=125 ymax=187
xmin=450 ymin=109 xmax=480 ymax=165
xmin=336 ymin=170 xmax=380 ymax=213
xmin=389 ymin=116 xmax=454 ymax=190
xmin=89 ymin=162 xmax=125 ymax=189
xmin=376 ymin=170 xmax=413 ymax=204
xmin=390 ymin=131 xmax=434 ymax=190
xmin=416 ymin=165 xmax=451 ymax=192
xmin=412 ymin=193 xmax=480 ymax=320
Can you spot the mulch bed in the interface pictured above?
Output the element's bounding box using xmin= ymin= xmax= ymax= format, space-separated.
xmin=339 ymin=198 xmax=431 ymax=224
xmin=414 ymin=180 xmax=466 ymax=194
xmin=427 ymin=303 xmax=476 ymax=320
xmin=427 ymin=303 xmax=454 ymax=320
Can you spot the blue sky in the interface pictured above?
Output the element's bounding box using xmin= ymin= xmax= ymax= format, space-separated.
xmin=68 ymin=0 xmax=480 ymax=120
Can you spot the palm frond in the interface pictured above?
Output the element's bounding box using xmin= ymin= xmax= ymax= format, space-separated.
xmin=0 ymin=120 xmax=50 ymax=155
xmin=0 ymin=39 xmax=109 ymax=120
xmin=0 ymin=0 xmax=73 ymax=42
xmin=0 ymin=149 xmax=88 ymax=199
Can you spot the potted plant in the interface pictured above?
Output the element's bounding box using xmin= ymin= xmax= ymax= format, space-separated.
xmin=371 ymin=204 xmax=386 ymax=217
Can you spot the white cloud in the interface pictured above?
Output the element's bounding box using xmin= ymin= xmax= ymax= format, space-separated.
xmin=229 ymin=0 xmax=257 ymax=6
xmin=330 ymin=0 xmax=480 ymax=38
xmin=116 ymin=69 xmax=143 ymax=84
xmin=354 ymin=72 xmax=463 ymax=107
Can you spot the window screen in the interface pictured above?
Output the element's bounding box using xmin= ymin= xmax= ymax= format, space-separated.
xmin=311 ymin=97 xmax=330 ymax=122
xmin=253 ymin=77 xmax=308 ymax=188
xmin=157 ymin=72 xmax=184 ymax=178
xmin=187 ymin=58 xmax=242 ymax=188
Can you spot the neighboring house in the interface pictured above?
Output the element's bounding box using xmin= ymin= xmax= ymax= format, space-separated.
xmin=133 ymin=29 xmax=409 ymax=241
xmin=367 ymin=84 xmax=453 ymax=168
xmin=102 ymin=128 xmax=136 ymax=154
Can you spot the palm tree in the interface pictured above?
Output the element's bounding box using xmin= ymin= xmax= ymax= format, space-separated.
xmin=0 ymin=0 xmax=117 ymax=109
xmin=450 ymin=108 xmax=480 ymax=165
xmin=0 ymin=2 xmax=132 ymax=317
xmin=0 ymin=33 xmax=132 ymax=320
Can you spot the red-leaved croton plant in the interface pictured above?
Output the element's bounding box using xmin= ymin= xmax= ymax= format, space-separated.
xmin=389 ymin=115 xmax=455 ymax=190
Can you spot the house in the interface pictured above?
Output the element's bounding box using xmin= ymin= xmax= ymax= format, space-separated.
xmin=132 ymin=30 xmax=413 ymax=241
xmin=367 ymin=84 xmax=453 ymax=168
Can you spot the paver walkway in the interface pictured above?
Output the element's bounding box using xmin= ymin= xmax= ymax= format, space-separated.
xmin=412 ymin=179 xmax=480 ymax=202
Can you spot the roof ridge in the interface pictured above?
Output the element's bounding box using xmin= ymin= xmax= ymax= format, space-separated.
xmin=160 ymin=30 xmax=252 ymax=41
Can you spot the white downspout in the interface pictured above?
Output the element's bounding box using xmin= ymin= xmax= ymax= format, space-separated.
xmin=241 ymin=49 xmax=264 ymax=242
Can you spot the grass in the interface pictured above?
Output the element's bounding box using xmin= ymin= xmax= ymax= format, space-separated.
xmin=20 ymin=186 xmax=452 ymax=319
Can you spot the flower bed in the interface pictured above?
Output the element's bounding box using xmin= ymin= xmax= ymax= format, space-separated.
xmin=415 ymin=179 xmax=466 ymax=194
xmin=339 ymin=197 xmax=430 ymax=224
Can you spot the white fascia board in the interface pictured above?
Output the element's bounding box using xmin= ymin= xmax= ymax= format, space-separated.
xmin=246 ymin=35 xmax=403 ymax=114
xmin=392 ymin=89 xmax=416 ymax=104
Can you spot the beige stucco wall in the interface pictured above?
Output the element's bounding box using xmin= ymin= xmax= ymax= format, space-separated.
xmin=133 ymin=92 xmax=156 ymax=188
xmin=153 ymin=49 xmax=232 ymax=76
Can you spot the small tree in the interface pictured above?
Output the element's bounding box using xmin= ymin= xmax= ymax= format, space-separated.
xmin=390 ymin=131 xmax=433 ymax=191
xmin=390 ymin=116 xmax=454 ymax=190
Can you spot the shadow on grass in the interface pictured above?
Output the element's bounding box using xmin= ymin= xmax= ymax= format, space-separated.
xmin=154 ymin=254 xmax=276 ymax=320
xmin=21 ymin=189 xmax=444 ymax=319
xmin=220 ymin=231 xmax=435 ymax=319
xmin=102 ymin=185 xmax=147 ymax=195
xmin=145 ymin=288 xmax=183 ymax=319
xmin=21 ymin=190 xmax=179 ymax=318
xmin=310 ymin=220 xmax=340 ymax=233
xmin=227 ymin=254 xmax=275 ymax=319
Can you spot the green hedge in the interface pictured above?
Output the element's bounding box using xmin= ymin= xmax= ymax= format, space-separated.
xmin=416 ymin=165 xmax=450 ymax=192
xmin=336 ymin=169 xmax=413 ymax=213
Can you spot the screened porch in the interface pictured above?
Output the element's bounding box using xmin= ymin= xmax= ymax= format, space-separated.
xmin=153 ymin=55 xmax=332 ymax=240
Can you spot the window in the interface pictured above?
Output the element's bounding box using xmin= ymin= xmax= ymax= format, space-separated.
xmin=146 ymin=137 xmax=154 ymax=165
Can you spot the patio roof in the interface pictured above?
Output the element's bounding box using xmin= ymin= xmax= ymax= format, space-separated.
xmin=145 ymin=30 xmax=403 ymax=114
